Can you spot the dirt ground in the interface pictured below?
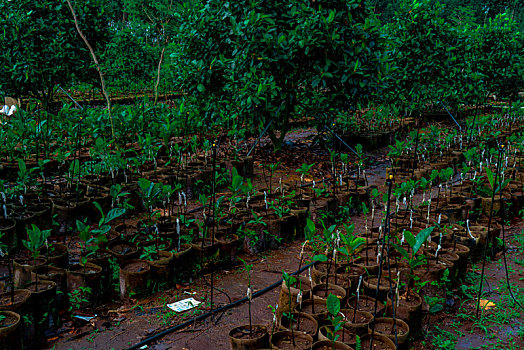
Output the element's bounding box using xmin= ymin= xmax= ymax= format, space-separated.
xmin=47 ymin=129 xmax=524 ymax=350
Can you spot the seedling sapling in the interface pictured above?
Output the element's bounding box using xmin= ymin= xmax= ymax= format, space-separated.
xmin=393 ymin=226 xmax=435 ymax=296
xmin=326 ymin=293 xmax=344 ymax=350
xmin=23 ymin=224 xmax=51 ymax=292
xmin=282 ymin=271 xmax=297 ymax=346
xmin=240 ymin=258 xmax=254 ymax=337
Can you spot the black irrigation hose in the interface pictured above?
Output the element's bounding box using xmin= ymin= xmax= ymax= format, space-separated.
xmin=439 ymin=100 xmax=463 ymax=132
xmin=323 ymin=125 xmax=360 ymax=158
xmin=124 ymin=261 xmax=316 ymax=350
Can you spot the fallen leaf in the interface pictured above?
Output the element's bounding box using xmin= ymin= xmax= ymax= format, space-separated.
xmin=478 ymin=299 xmax=496 ymax=310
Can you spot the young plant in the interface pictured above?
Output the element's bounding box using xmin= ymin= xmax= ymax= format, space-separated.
xmin=338 ymin=223 xmax=366 ymax=267
xmin=23 ymin=224 xmax=51 ymax=291
xmin=239 ymin=258 xmax=254 ymax=336
xmin=282 ymin=270 xmax=297 ymax=346
xmin=76 ymin=202 xmax=125 ymax=270
xmin=326 ymin=293 xmax=344 ymax=349
xmin=137 ymin=178 xmax=165 ymax=258
xmin=296 ymin=163 xmax=314 ymax=190
xmin=393 ymin=226 xmax=435 ymax=295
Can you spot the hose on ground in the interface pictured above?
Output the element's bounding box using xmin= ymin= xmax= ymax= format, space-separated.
xmin=124 ymin=261 xmax=315 ymax=350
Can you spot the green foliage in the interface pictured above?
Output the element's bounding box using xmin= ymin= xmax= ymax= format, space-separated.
xmin=478 ymin=12 xmax=524 ymax=101
xmin=384 ymin=0 xmax=484 ymax=110
xmin=338 ymin=223 xmax=366 ymax=261
xmin=172 ymin=0 xmax=387 ymax=150
xmin=326 ymin=293 xmax=344 ymax=343
xmin=76 ymin=202 xmax=125 ymax=264
xmin=23 ymin=224 xmax=51 ymax=259
xmin=393 ymin=226 xmax=435 ymax=289
xmin=0 ymin=0 xmax=112 ymax=105
xmin=69 ymin=286 xmax=92 ymax=311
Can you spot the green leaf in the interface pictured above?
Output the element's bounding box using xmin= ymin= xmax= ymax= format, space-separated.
xmin=327 ymin=10 xmax=335 ymax=23
xmin=197 ymin=84 xmax=205 ymax=92
xmin=304 ymin=218 xmax=316 ymax=240
xmin=312 ymin=254 xmax=328 ymax=262
xmin=393 ymin=244 xmax=410 ymax=261
xmin=326 ymin=293 xmax=340 ymax=316
xmin=338 ymin=246 xmax=349 ymax=256
xmin=404 ymin=230 xmax=415 ymax=248
xmin=413 ymin=226 xmax=435 ymax=254
xmin=18 ymin=159 xmax=26 ymax=174
xmin=93 ymin=202 xmax=104 ymax=218
xmin=105 ymin=208 xmax=125 ymax=223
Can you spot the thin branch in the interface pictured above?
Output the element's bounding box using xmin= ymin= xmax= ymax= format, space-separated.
xmin=66 ymin=0 xmax=116 ymax=145
xmin=154 ymin=46 xmax=166 ymax=105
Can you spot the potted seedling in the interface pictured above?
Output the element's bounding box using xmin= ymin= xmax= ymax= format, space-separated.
xmin=315 ymin=293 xmax=352 ymax=350
xmin=271 ymin=271 xmax=310 ymax=349
xmin=137 ymin=178 xmax=166 ymax=260
xmin=261 ymin=161 xmax=280 ymax=196
xmin=22 ymin=225 xmax=51 ymax=292
xmin=76 ymin=202 xmax=125 ymax=271
xmin=228 ymin=259 xmax=269 ymax=349
xmin=296 ymin=163 xmax=314 ymax=200
xmin=390 ymin=226 xmax=434 ymax=336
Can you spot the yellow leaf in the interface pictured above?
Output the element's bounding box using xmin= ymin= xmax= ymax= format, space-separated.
xmin=479 ymin=299 xmax=496 ymax=310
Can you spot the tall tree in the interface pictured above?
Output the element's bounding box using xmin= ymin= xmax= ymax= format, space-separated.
xmin=124 ymin=0 xmax=178 ymax=104
xmin=172 ymin=0 xmax=387 ymax=151
xmin=0 ymin=0 xmax=111 ymax=108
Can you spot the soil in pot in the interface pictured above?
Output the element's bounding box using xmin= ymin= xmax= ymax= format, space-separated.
xmin=312 ymin=340 xmax=353 ymax=350
xmin=359 ymin=333 xmax=396 ymax=349
xmin=0 ymin=310 xmax=22 ymax=350
xmin=0 ymin=288 xmax=32 ymax=348
xmin=229 ymin=324 xmax=269 ymax=350
xmin=119 ymin=259 xmax=151 ymax=299
xmin=311 ymin=283 xmax=346 ymax=303
xmin=340 ymin=309 xmax=373 ymax=335
xmin=369 ymin=317 xmax=410 ymax=350
xmin=318 ymin=325 xmax=358 ymax=345
xmin=363 ymin=276 xmax=396 ymax=301
xmin=319 ymin=274 xmax=351 ymax=293
xmin=386 ymin=290 xmax=422 ymax=338
xmin=108 ymin=240 xmax=139 ymax=263
xmin=280 ymin=312 xmax=318 ymax=336
xmin=270 ymin=330 xmax=313 ymax=350
xmin=39 ymin=242 xmax=69 ymax=268
xmin=346 ymin=295 xmax=385 ymax=317
xmin=296 ymin=298 xmax=329 ymax=323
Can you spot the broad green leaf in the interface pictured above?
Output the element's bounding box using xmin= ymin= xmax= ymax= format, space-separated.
xmin=486 ymin=167 xmax=494 ymax=190
xmin=413 ymin=226 xmax=434 ymax=254
xmin=404 ymin=230 xmax=415 ymax=248
xmin=327 ymin=293 xmax=340 ymax=316
xmin=305 ymin=218 xmax=315 ymax=240
xmin=105 ymin=208 xmax=126 ymax=223
xmin=327 ymin=10 xmax=335 ymax=23
xmin=312 ymin=254 xmax=328 ymax=262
